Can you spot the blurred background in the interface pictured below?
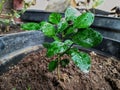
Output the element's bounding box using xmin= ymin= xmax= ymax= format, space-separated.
xmin=26 ymin=0 xmax=120 ymax=12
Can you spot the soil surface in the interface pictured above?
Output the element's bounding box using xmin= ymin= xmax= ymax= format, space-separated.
xmin=0 ymin=49 xmax=120 ymax=90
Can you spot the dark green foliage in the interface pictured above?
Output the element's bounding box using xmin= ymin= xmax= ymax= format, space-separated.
xmin=39 ymin=21 xmax=56 ymax=37
xmin=43 ymin=40 xmax=73 ymax=57
xmin=74 ymin=12 xmax=94 ymax=29
xmin=60 ymin=59 xmax=69 ymax=67
xmin=65 ymin=6 xmax=80 ymax=22
xmin=65 ymin=27 xmax=75 ymax=36
xmin=21 ymin=22 xmax=40 ymax=30
xmin=21 ymin=6 xmax=103 ymax=73
xmin=48 ymin=60 xmax=58 ymax=72
xmin=70 ymin=49 xmax=91 ymax=73
xmin=72 ymin=28 xmax=103 ymax=48
xmin=57 ymin=20 xmax=68 ymax=33
xmin=49 ymin=13 xmax=62 ymax=24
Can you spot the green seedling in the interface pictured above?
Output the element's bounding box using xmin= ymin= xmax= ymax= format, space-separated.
xmin=21 ymin=6 xmax=103 ymax=79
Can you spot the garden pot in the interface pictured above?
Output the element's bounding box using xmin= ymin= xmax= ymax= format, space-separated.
xmin=0 ymin=31 xmax=44 ymax=75
xmin=0 ymin=36 xmax=120 ymax=90
xmin=21 ymin=10 xmax=120 ymax=41
xmin=20 ymin=10 xmax=120 ymax=59
xmin=0 ymin=31 xmax=119 ymax=74
xmin=92 ymin=15 xmax=120 ymax=41
xmin=20 ymin=10 xmax=64 ymax=22
xmin=0 ymin=10 xmax=120 ymax=90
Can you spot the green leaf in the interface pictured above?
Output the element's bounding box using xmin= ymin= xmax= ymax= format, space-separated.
xmin=64 ymin=40 xmax=73 ymax=45
xmin=45 ymin=40 xmax=73 ymax=57
xmin=60 ymin=59 xmax=69 ymax=67
xmin=48 ymin=60 xmax=58 ymax=72
xmin=74 ymin=12 xmax=94 ymax=29
xmin=65 ymin=6 xmax=80 ymax=22
xmin=49 ymin=13 xmax=62 ymax=24
xmin=27 ymin=85 xmax=31 ymax=90
xmin=72 ymin=28 xmax=103 ymax=48
xmin=45 ymin=41 xmax=65 ymax=57
xmin=65 ymin=27 xmax=75 ymax=36
xmin=57 ymin=20 xmax=68 ymax=32
xmin=21 ymin=23 xmax=40 ymax=30
xmin=70 ymin=50 xmax=91 ymax=73
xmin=43 ymin=43 xmax=50 ymax=49
xmin=39 ymin=21 xmax=55 ymax=37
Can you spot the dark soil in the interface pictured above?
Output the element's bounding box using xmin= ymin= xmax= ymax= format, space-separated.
xmin=0 ymin=49 xmax=120 ymax=90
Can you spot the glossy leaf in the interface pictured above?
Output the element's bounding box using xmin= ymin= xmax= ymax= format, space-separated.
xmin=70 ymin=50 xmax=91 ymax=73
xmin=49 ymin=13 xmax=62 ymax=24
xmin=74 ymin=12 xmax=94 ymax=29
xmin=60 ymin=59 xmax=69 ymax=67
xmin=72 ymin=28 xmax=103 ymax=48
xmin=65 ymin=27 xmax=75 ymax=36
xmin=39 ymin=21 xmax=55 ymax=37
xmin=48 ymin=60 xmax=58 ymax=72
xmin=20 ymin=6 xmax=103 ymax=74
xmin=64 ymin=39 xmax=73 ymax=45
xmin=44 ymin=40 xmax=73 ymax=57
xmin=57 ymin=20 xmax=68 ymax=32
xmin=45 ymin=41 xmax=66 ymax=57
xmin=65 ymin=6 xmax=80 ymax=22
xmin=21 ymin=23 xmax=40 ymax=30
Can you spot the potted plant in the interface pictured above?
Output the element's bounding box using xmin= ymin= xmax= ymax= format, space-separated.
xmin=20 ymin=0 xmax=120 ymax=42
xmin=0 ymin=6 xmax=120 ymax=90
xmin=20 ymin=10 xmax=120 ymax=59
xmin=16 ymin=6 xmax=104 ymax=74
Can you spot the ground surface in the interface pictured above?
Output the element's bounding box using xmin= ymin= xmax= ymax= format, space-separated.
xmin=0 ymin=49 xmax=120 ymax=90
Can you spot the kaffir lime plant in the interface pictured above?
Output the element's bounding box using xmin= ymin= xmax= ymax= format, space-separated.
xmin=21 ymin=6 xmax=103 ymax=79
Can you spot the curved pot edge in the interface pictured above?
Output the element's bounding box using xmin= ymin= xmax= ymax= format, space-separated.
xmin=0 ymin=45 xmax=43 ymax=75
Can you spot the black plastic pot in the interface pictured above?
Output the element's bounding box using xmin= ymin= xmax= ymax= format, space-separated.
xmin=0 ymin=10 xmax=120 ymax=75
xmin=21 ymin=10 xmax=120 ymax=41
xmin=21 ymin=10 xmax=120 ymax=57
xmin=0 ymin=31 xmax=119 ymax=75
xmin=92 ymin=15 xmax=120 ymax=41
xmin=0 ymin=31 xmax=44 ymax=75
xmin=20 ymin=10 xmax=64 ymax=22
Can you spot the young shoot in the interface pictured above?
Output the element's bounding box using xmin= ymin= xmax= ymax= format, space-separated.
xmin=21 ymin=6 xmax=103 ymax=80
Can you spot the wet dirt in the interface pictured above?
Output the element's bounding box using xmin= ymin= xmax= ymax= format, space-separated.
xmin=0 ymin=49 xmax=120 ymax=90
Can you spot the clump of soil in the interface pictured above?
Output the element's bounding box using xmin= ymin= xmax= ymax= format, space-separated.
xmin=0 ymin=49 xmax=120 ymax=90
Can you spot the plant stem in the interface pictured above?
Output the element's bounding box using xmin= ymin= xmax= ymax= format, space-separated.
xmin=60 ymin=43 xmax=74 ymax=56
xmin=57 ymin=55 xmax=61 ymax=80
xmin=53 ymin=35 xmax=60 ymax=41
xmin=57 ymin=43 xmax=74 ymax=80
xmin=57 ymin=64 xmax=60 ymax=80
